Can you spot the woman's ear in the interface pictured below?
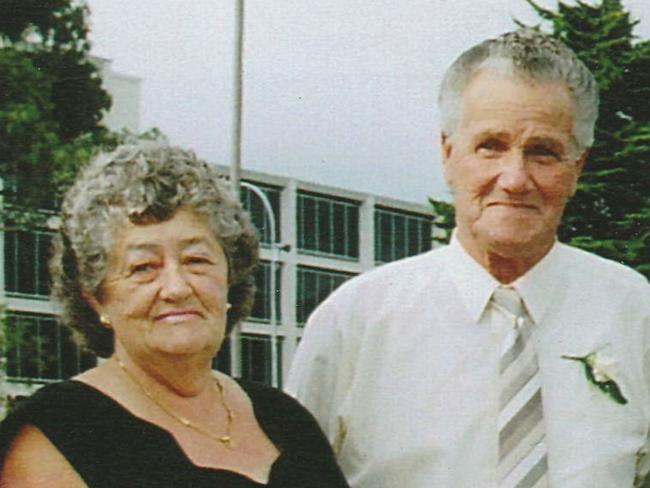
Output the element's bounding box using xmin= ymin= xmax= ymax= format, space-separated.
xmin=83 ymin=292 xmax=112 ymax=328
xmin=83 ymin=291 xmax=102 ymax=315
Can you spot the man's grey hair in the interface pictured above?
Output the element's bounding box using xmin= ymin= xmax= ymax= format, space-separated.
xmin=50 ymin=142 xmax=259 ymax=357
xmin=438 ymin=29 xmax=599 ymax=149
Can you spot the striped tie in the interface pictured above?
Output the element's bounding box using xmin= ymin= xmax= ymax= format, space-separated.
xmin=493 ymin=286 xmax=549 ymax=488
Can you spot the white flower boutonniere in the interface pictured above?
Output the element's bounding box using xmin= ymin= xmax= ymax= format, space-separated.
xmin=562 ymin=351 xmax=628 ymax=405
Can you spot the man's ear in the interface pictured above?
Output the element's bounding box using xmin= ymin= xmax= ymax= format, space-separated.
xmin=569 ymin=148 xmax=589 ymax=196
xmin=441 ymin=132 xmax=452 ymax=163
xmin=441 ymin=132 xmax=455 ymax=187
xmin=575 ymin=148 xmax=589 ymax=172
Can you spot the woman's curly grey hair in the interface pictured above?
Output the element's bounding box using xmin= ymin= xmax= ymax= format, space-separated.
xmin=439 ymin=29 xmax=599 ymax=150
xmin=50 ymin=142 xmax=259 ymax=358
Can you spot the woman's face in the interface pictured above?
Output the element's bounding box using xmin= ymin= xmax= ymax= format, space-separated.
xmin=87 ymin=208 xmax=230 ymax=364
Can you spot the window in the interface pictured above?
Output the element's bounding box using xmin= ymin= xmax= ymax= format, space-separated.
xmin=296 ymin=266 xmax=355 ymax=325
xmin=374 ymin=207 xmax=432 ymax=263
xmin=5 ymin=312 xmax=97 ymax=382
xmin=249 ymin=261 xmax=281 ymax=322
xmin=240 ymin=334 xmax=283 ymax=387
xmin=297 ymin=192 xmax=359 ymax=259
xmin=4 ymin=229 xmax=53 ymax=297
xmin=2 ymin=176 xmax=60 ymax=210
xmin=240 ymin=181 xmax=281 ymax=246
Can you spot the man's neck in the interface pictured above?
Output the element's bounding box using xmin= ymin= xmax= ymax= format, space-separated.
xmin=455 ymin=231 xmax=555 ymax=284
xmin=482 ymin=252 xmax=537 ymax=284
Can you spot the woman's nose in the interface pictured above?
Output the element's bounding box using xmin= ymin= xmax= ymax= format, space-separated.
xmin=159 ymin=264 xmax=192 ymax=301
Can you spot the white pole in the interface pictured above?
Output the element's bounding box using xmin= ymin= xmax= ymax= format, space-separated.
xmin=230 ymin=0 xmax=245 ymax=195
xmin=240 ymin=182 xmax=280 ymax=388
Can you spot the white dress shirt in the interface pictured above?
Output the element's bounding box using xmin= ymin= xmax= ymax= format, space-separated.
xmin=286 ymin=236 xmax=650 ymax=487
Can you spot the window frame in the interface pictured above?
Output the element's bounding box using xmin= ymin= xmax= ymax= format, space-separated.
xmin=296 ymin=265 xmax=355 ymax=326
xmin=374 ymin=206 xmax=432 ymax=264
xmin=296 ymin=191 xmax=360 ymax=260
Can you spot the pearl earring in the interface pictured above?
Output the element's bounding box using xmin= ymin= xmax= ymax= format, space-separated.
xmin=99 ymin=315 xmax=112 ymax=328
xmin=226 ymin=303 xmax=232 ymax=310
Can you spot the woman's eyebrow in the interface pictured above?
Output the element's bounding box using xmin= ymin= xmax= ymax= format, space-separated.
xmin=125 ymin=243 xmax=159 ymax=253
xmin=180 ymin=237 xmax=214 ymax=249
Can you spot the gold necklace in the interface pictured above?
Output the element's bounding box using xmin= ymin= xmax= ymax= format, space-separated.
xmin=116 ymin=359 xmax=235 ymax=448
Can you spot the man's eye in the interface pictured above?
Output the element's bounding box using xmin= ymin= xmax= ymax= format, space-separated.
xmin=476 ymin=139 xmax=506 ymax=154
xmin=526 ymin=144 xmax=560 ymax=161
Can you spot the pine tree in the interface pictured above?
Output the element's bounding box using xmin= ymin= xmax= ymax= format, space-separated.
xmin=523 ymin=0 xmax=650 ymax=277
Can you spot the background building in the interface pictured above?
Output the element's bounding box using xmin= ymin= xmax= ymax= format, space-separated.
xmin=92 ymin=55 xmax=141 ymax=134
xmin=0 ymin=167 xmax=434 ymax=405
xmin=215 ymin=169 xmax=434 ymax=386
xmin=0 ymin=56 xmax=436 ymax=411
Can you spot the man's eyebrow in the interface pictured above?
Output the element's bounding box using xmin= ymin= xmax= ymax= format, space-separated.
xmin=472 ymin=129 xmax=510 ymax=141
xmin=525 ymin=136 xmax=566 ymax=150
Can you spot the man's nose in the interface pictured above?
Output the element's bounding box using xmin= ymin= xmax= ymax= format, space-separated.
xmin=159 ymin=264 xmax=192 ymax=301
xmin=498 ymin=152 xmax=532 ymax=193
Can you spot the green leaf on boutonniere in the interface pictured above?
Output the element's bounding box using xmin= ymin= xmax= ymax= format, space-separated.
xmin=562 ymin=353 xmax=628 ymax=405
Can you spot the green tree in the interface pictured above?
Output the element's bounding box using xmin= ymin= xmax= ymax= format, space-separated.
xmin=522 ymin=0 xmax=650 ymax=277
xmin=0 ymin=0 xmax=112 ymax=215
xmin=429 ymin=198 xmax=455 ymax=246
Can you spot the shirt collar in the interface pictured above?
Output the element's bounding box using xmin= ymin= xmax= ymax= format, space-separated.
xmin=446 ymin=232 xmax=564 ymax=325
xmin=446 ymin=233 xmax=500 ymax=324
xmin=510 ymin=241 xmax=563 ymax=326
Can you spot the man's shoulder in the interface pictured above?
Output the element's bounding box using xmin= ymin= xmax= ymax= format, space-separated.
xmin=314 ymin=247 xmax=448 ymax=313
xmin=557 ymin=242 xmax=649 ymax=290
xmin=340 ymin=246 xmax=447 ymax=291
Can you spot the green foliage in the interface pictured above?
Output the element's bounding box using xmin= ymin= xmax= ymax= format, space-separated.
xmin=2 ymin=315 xmax=59 ymax=384
xmin=521 ymin=0 xmax=650 ymax=278
xmin=429 ymin=198 xmax=455 ymax=245
xmin=0 ymin=0 xmax=111 ymax=215
xmin=0 ymin=307 xmax=6 ymax=416
xmin=0 ymin=0 xmax=109 ymax=141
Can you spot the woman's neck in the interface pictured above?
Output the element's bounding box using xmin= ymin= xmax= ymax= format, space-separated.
xmin=112 ymin=347 xmax=214 ymax=398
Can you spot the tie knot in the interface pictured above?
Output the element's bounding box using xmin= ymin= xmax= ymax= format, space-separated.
xmin=491 ymin=286 xmax=523 ymax=316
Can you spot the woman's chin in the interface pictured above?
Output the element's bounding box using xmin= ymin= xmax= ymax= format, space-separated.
xmin=146 ymin=329 xmax=222 ymax=358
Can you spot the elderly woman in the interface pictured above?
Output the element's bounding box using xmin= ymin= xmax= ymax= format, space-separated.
xmin=0 ymin=143 xmax=349 ymax=487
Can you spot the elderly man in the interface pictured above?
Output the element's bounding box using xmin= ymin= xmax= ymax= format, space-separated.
xmin=286 ymin=30 xmax=650 ymax=487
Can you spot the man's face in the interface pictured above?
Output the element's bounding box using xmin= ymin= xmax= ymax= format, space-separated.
xmin=442 ymin=70 xmax=586 ymax=261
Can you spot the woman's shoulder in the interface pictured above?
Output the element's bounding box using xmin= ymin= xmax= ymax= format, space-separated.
xmin=0 ymin=381 xmax=102 ymax=472
xmin=1 ymin=380 xmax=128 ymax=453
xmin=2 ymin=381 xmax=96 ymax=425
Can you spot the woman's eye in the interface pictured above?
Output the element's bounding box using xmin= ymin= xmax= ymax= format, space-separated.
xmin=130 ymin=262 xmax=157 ymax=275
xmin=185 ymin=256 xmax=213 ymax=266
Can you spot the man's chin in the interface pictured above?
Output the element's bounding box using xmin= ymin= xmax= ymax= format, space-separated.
xmin=483 ymin=231 xmax=554 ymax=260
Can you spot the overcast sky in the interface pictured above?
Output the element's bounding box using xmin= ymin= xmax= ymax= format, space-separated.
xmin=86 ymin=0 xmax=650 ymax=205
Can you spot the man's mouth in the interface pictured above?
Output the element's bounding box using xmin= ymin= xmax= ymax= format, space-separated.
xmin=486 ymin=201 xmax=538 ymax=210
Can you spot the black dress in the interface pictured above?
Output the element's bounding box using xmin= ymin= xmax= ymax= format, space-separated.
xmin=0 ymin=379 xmax=350 ymax=487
